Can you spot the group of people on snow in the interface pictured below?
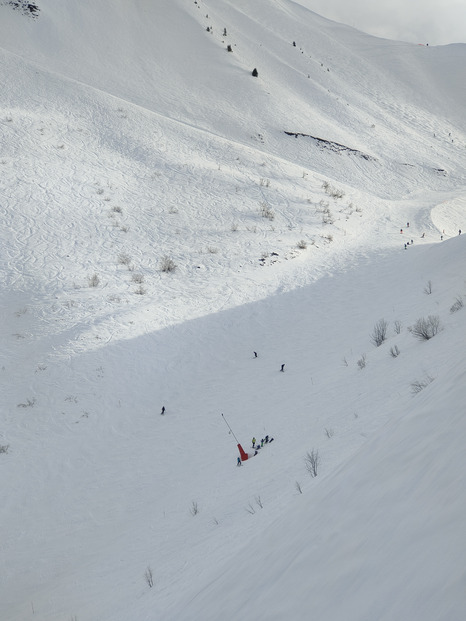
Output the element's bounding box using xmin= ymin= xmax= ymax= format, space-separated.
xmin=237 ymin=435 xmax=274 ymax=465
xmin=401 ymin=223 xmax=462 ymax=249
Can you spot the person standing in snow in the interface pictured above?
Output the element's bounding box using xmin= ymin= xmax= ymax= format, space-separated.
xmin=161 ymin=406 xmax=165 ymax=415
xmin=237 ymin=457 xmax=242 ymax=466
xmin=252 ymin=437 xmax=256 ymax=448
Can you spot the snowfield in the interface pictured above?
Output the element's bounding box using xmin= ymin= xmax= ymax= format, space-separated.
xmin=0 ymin=1 xmax=465 ymax=620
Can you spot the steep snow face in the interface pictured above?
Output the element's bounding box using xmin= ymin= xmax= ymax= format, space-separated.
xmin=1 ymin=0 xmax=465 ymax=167
xmin=0 ymin=2 xmax=465 ymax=621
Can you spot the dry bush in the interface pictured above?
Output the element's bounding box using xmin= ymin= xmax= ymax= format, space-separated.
xmin=370 ymin=319 xmax=388 ymax=347
xmin=450 ymin=296 xmax=464 ymax=313
xmin=160 ymin=256 xmax=177 ymax=273
xmin=409 ymin=315 xmax=441 ymax=341
xmin=305 ymin=449 xmax=320 ymax=477
xmin=260 ymin=202 xmax=274 ymax=221
xmin=88 ymin=273 xmax=100 ymax=288
xmin=118 ymin=253 xmax=131 ymax=266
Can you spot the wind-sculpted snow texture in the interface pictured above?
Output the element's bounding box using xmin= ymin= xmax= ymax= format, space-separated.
xmin=0 ymin=1 xmax=465 ymax=620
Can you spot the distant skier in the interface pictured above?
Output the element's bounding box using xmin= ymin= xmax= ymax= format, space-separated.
xmin=161 ymin=406 xmax=165 ymax=415
xmin=400 ymin=229 xmax=403 ymax=234
xmin=280 ymin=363 xmax=285 ymax=372
xmin=404 ymin=243 xmax=407 ymax=250
xmin=252 ymin=437 xmax=256 ymax=448
xmin=459 ymin=230 xmax=462 ymax=235
xmin=237 ymin=457 xmax=242 ymax=466
xmin=265 ymin=435 xmax=269 ymax=443
xmin=407 ymin=222 xmax=409 ymax=227
xmin=254 ymin=351 xmax=258 ymax=358
xmin=261 ymin=439 xmax=264 ymax=447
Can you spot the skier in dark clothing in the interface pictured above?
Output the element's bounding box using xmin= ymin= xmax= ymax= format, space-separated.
xmin=280 ymin=363 xmax=285 ymax=372
xmin=161 ymin=406 xmax=165 ymax=415
xmin=237 ymin=457 xmax=242 ymax=466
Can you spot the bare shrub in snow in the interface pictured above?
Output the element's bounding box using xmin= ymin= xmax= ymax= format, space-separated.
xmin=324 ymin=428 xmax=334 ymax=439
xmin=411 ymin=375 xmax=434 ymax=394
xmin=450 ymin=296 xmax=464 ymax=313
xmin=423 ymin=280 xmax=433 ymax=295
xmin=131 ymin=273 xmax=145 ymax=284
xmin=252 ymin=67 xmax=259 ymax=77
xmin=160 ymin=256 xmax=177 ymax=273
xmin=190 ymin=501 xmax=199 ymax=516
xmin=394 ymin=320 xmax=402 ymax=335
xmin=305 ymin=449 xmax=320 ymax=477
xmin=370 ymin=318 xmax=388 ymax=347
xmin=409 ymin=315 xmax=441 ymax=341
xmin=88 ymin=273 xmax=100 ymax=288
xmin=134 ymin=285 xmax=147 ymax=295
xmin=322 ymin=181 xmax=345 ymax=198
xmin=118 ymin=252 xmax=131 ymax=266
xmin=0 ymin=444 xmax=9 ymax=454
xmin=357 ymin=354 xmax=367 ymax=369
xmin=112 ymin=205 xmax=122 ymax=214
xmin=295 ymin=481 xmax=303 ymax=494
xmin=144 ymin=566 xmax=154 ymax=588
xmin=231 ymin=222 xmax=239 ymax=232
xmin=297 ymin=239 xmax=307 ymax=249
xmin=255 ymin=495 xmax=263 ymax=509
xmin=390 ymin=345 xmax=400 ymax=358
xmin=260 ymin=202 xmax=274 ymax=221
xmin=245 ymin=502 xmax=256 ymax=515
xmin=206 ymin=246 xmax=218 ymax=254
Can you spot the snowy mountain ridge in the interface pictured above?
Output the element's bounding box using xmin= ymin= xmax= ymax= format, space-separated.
xmin=0 ymin=1 xmax=465 ymax=620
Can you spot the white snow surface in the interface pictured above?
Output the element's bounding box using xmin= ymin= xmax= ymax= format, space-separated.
xmin=0 ymin=1 xmax=465 ymax=620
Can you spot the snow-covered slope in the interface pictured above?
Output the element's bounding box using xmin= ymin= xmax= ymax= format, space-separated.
xmin=0 ymin=2 xmax=465 ymax=620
